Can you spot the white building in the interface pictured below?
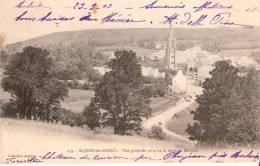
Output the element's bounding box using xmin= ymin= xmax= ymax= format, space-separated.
xmin=142 ymin=67 xmax=165 ymax=78
xmin=172 ymin=70 xmax=187 ymax=93
xmin=94 ymin=66 xmax=165 ymax=78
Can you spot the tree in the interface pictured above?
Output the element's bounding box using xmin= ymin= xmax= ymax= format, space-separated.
xmin=187 ymin=61 xmax=260 ymax=146
xmin=94 ymin=50 xmax=151 ymax=135
xmin=1 ymin=46 xmax=68 ymax=120
xmin=83 ymin=98 xmax=101 ymax=130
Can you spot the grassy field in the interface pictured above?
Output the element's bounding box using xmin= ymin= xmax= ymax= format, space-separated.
xmin=150 ymin=97 xmax=179 ymax=115
xmin=0 ymin=117 xmax=195 ymax=163
xmin=61 ymin=89 xmax=94 ymax=113
xmin=166 ymin=103 xmax=198 ymax=137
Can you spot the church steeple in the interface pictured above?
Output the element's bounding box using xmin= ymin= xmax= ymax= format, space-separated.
xmin=165 ymin=23 xmax=176 ymax=70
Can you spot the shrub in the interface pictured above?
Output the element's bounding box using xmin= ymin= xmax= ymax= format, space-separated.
xmin=1 ymin=99 xmax=18 ymax=118
xmin=148 ymin=123 xmax=167 ymax=140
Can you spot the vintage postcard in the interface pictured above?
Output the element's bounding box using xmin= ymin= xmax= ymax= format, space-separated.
xmin=0 ymin=0 xmax=260 ymax=164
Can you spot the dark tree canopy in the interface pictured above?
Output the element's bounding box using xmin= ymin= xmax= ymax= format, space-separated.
xmin=83 ymin=98 xmax=101 ymax=130
xmin=1 ymin=46 xmax=68 ymax=120
xmin=187 ymin=61 xmax=260 ymax=146
xmin=94 ymin=50 xmax=151 ymax=135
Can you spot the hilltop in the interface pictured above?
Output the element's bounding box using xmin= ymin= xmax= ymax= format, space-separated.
xmin=5 ymin=27 xmax=260 ymax=53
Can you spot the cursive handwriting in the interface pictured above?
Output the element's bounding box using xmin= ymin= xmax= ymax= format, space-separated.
xmin=101 ymin=12 xmax=146 ymax=24
xmin=208 ymin=152 xmax=228 ymax=160
xmin=5 ymin=150 xmax=260 ymax=163
xmin=231 ymin=150 xmax=260 ymax=160
xmin=6 ymin=156 xmax=43 ymax=164
xmin=16 ymin=0 xmax=51 ymax=9
xmin=210 ymin=12 xmax=254 ymax=29
xmin=193 ymin=1 xmax=233 ymax=13
xmin=79 ymin=12 xmax=98 ymax=21
xmin=15 ymin=11 xmax=75 ymax=22
xmin=161 ymin=12 xmax=253 ymax=29
xmin=163 ymin=150 xmax=206 ymax=162
xmin=141 ymin=0 xmax=185 ymax=9
xmin=12 ymin=1 xmax=255 ymax=28
xmin=42 ymin=152 xmax=76 ymax=160
xmin=38 ymin=12 xmax=75 ymax=22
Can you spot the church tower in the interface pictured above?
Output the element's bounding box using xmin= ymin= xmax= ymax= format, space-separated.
xmin=165 ymin=23 xmax=176 ymax=70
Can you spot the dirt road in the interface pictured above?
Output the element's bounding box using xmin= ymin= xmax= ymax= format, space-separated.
xmin=143 ymin=86 xmax=202 ymax=142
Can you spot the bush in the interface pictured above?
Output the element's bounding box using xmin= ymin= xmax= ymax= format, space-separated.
xmin=50 ymin=108 xmax=83 ymax=127
xmin=148 ymin=123 xmax=167 ymax=140
xmin=1 ymin=99 xmax=18 ymax=118
xmin=83 ymin=99 xmax=101 ymax=130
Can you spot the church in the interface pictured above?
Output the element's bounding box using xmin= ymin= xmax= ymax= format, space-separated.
xmin=164 ymin=24 xmax=199 ymax=94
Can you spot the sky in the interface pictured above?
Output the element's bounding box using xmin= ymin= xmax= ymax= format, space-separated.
xmin=0 ymin=0 xmax=260 ymax=45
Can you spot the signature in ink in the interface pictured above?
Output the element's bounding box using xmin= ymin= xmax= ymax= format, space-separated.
xmin=160 ymin=12 xmax=208 ymax=27
xmin=161 ymin=12 xmax=254 ymax=29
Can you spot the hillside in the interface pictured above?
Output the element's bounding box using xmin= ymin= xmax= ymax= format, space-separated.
xmin=5 ymin=27 xmax=260 ymax=53
xmin=0 ymin=117 xmax=194 ymax=163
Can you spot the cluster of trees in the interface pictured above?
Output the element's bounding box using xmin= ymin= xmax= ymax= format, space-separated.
xmin=187 ymin=61 xmax=260 ymax=146
xmin=50 ymin=46 xmax=105 ymax=82
xmin=1 ymin=48 xmax=153 ymax=135
xmin=2 ymin=46 xmax=170 ymax=137
xmin=1 ymin=47 xmax=68 ymax=121
xmin=83 ymin=50 xmax=152 ymax=135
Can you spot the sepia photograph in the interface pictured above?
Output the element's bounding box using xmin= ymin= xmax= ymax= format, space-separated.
xmin=0 ymin=0 xmax=260 ymax=164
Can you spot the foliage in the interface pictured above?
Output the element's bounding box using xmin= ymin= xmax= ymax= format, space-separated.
xmin=94 ymin=50 xmax=151 ymax=135
xmin=142 ymin=76 xmax=171 ymax=97
xmin=151 ymin=79 xmax=168 ymax=97
xmin=187 ymin=61 xmax=260 ymax=146
xmin=1 ymin=46 xmax=68 ymax=121
xmin=50 ymin=44 xmax=107 ymax=80
xmin=148 ymin=124 xmax=167 ymax=140
xmin=83 ymin=98 xmax=101 ymax=130
xmin=1 ymin=99 xmax=17 ymax=118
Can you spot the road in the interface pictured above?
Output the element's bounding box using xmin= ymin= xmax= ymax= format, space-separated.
xmin=143 ymin=86 xmax=202 ymax=142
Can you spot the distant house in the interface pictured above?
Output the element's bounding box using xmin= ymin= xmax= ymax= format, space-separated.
xmin=142 ymin=67 xmax=165 ymax=78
